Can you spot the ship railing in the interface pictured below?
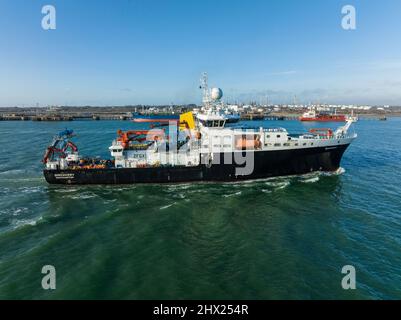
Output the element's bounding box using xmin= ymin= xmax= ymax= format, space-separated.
xmin=252 ymin=127 xmax=287 ymax=133
xmin=229 ymin=125 xmax=287 ymax=133
xmin=335 ymin=132 xmax=357 ymax=139
xmin=301 ymin=134 xmax=337 ymax=140
xmin=263 ymin=128 xmax=287 ymax=133
xmin=303 ymin=132 xmax=355 ymax=140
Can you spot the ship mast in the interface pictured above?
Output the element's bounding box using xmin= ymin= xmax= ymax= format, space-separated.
xmin=200 ymin=72 xmax=210 ymax=109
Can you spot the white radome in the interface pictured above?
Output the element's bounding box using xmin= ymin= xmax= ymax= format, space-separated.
xmin=210 ymin=87 xmax=223 ymax=100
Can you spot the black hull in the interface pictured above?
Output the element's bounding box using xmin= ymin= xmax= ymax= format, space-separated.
xmin=44 ymin=144 xmax=350 ymax=184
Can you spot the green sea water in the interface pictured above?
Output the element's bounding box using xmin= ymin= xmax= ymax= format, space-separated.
xmin=0 ymin=119 xmax=400 ymax=299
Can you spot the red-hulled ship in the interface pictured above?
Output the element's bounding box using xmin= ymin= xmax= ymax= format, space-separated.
xmin=132 ymin=114 xmax=180 ymax=123
xmin=300 ymin=107 xmax=346 ymax=122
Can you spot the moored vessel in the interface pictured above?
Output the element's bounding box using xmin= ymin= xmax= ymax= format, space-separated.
xmin=132 ymin=114 xmax=180 ymax=123
xmin=300 ymin=106 xmax=346 ymax=122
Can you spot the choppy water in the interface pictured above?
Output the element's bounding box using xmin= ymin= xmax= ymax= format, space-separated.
xmin=0 ymin=118 xmax=400 ymax=299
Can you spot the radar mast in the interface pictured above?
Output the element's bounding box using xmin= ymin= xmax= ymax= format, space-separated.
xmin=200 ymin=72 xmax=210 ymax=108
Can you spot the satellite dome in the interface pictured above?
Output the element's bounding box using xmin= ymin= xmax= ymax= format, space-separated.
xmin=210 ymin=87 xmax=223 ymax=101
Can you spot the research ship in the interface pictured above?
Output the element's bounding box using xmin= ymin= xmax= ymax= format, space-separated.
xmin=43 ymin=75 xmax=356 ymax=185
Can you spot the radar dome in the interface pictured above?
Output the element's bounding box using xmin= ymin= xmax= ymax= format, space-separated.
xmin=210 ymin=87 xmax=223 ymax=101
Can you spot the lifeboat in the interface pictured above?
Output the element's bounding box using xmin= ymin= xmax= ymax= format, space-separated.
xmin=309 ymin=128 xmax=334 ymax=138
xmin=235 ymin=135 xmax=262 ymax=150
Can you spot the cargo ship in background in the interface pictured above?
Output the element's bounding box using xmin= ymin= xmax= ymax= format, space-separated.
xmin=42 ymin=74 xmax=356 ymax=185
xmin=300 ymin=106 xmax=346 ymax=122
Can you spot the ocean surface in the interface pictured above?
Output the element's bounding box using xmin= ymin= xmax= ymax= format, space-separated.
xmin=0 ymin=118 xmax=400 ymax=299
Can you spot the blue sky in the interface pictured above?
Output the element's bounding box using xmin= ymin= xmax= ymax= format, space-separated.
xmin=0 ymin=0 xmax=400 ymax=106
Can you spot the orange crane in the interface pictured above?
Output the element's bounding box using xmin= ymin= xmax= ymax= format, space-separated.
xmin=116 ymin=129 xmax=165 ymax=149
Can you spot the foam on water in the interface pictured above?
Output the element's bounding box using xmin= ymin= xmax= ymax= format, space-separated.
xmin=18 ymin=186 xmax=44 ymax=194
xmin=301 ymin=176 xmax=320 ymax=183
xmin=265 ymin=180 xmax=291 ymax=189
xmin=321 ymin=167 xmax=346 ymax=176
xmin=0 ymin=177 xmax=44 ymax=183
xmin=222 ymin=191 xmax=242 ymax=198
xmin=167 ymin=184 xmax=192 ymax=191
xmin=160 ymin=203 xmax=176 ymax=210
xmin=0 ymin=207 xmax=29 ymax=216
xmin=69 ymin=192 xmax=98 ymax=200
xmin=0 ymin=169 xmax=25 ymax=175
xmin=275 ymin=181 xmax=291 ymax=190
xmin=12 ymin=217 xmax=42 ymax=230
xmin=103 ymin=199 xmax=118 ymax=204
xmin=53 ymin=188 xmax=80 ymax=193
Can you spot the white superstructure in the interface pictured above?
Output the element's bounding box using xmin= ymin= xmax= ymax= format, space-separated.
xmin=108 ymin=115 xmax=356 ymax=169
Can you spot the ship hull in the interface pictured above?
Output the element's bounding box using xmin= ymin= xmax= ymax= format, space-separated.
xmin=44 ymin=144 xmax=350 ymax=185
xmin=299 ymin=116 xmax=346 ymax=122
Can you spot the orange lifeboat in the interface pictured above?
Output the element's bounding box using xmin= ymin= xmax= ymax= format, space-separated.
xmin=309 ymin=128 xmax=333 ymax=138
xmin=235 ymin=135 xmax=262 ymax=150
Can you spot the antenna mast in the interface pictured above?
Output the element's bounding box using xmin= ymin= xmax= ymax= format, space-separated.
xmin=200 ymin=72 xmax=210 ymax=108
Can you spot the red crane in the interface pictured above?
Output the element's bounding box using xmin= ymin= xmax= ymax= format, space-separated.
xmin=116 ymin=129 xmax=165 ymax=149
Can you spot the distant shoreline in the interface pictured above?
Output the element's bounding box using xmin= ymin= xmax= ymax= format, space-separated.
xmin=0 ymin=105 xmax=398 ymax=121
